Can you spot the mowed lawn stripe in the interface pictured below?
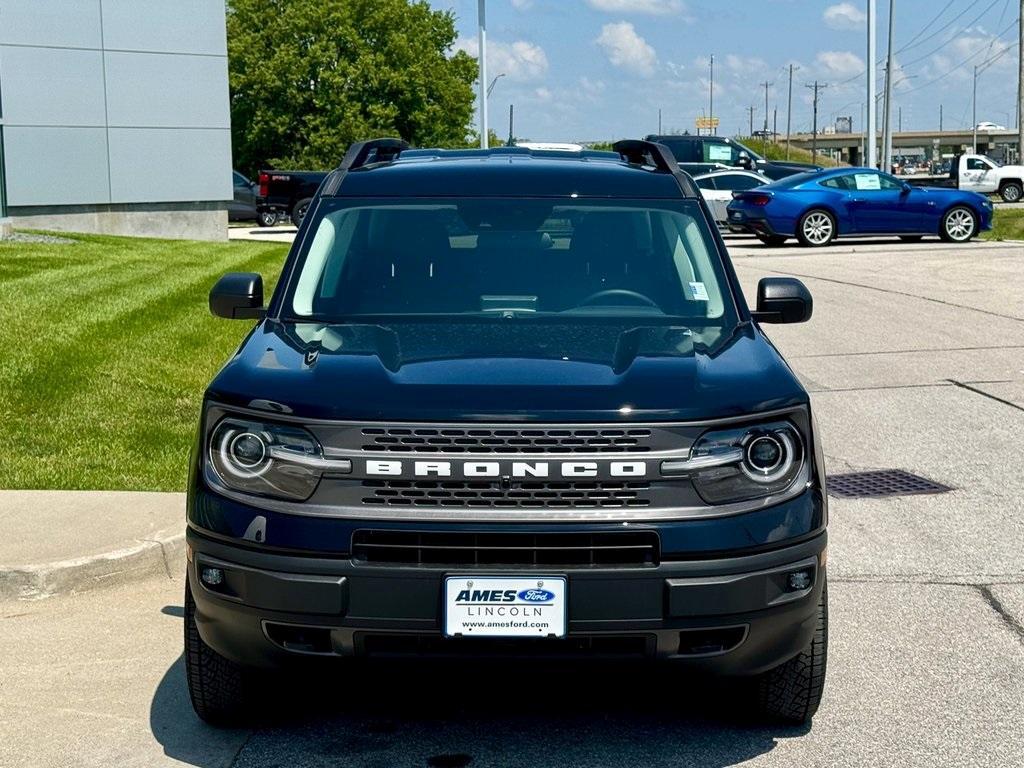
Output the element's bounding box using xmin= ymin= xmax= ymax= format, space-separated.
xmin=0 ymin=233 xmax=288 ymax=490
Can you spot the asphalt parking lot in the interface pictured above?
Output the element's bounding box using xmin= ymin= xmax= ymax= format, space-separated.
xmin=2 ymin=236 xmax=1023 ymax=768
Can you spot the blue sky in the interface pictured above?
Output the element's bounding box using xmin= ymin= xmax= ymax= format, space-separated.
xmin=437 ymin=0 xmax=1021 ymax=141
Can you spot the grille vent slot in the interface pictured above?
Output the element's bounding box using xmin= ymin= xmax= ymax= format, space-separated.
xmin=361 ymin=479 xmax=652 ymax=508
xmin=360 ymin=426 xmax=653 ymax=453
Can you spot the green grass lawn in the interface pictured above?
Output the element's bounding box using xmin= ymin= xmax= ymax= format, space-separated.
xmin=0 ymin=232 xmax=288 ymax=491
xmin=982 ymin=207 xmax=1024 ymax=241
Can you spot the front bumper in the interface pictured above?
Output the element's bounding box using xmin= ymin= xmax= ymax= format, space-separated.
xmin=187 ymin=527 xmax=826 ymax=676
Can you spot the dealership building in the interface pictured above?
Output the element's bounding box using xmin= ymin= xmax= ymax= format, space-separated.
xmin=0 ymin=0 xmax=232 ymax=240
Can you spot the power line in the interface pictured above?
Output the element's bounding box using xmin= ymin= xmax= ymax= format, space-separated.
xmin=893 ymin=0 xmax=959 ymax=54
xmin=897 ymin=18 xmax=1019 ymax=96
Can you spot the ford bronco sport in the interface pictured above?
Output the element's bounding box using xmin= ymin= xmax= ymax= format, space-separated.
xmin=187 ymin=139 xmax=827 ymax=726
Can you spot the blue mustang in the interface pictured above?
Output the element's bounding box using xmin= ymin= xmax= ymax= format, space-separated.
xmin=726 ymin=167 xmax=994 ymax=247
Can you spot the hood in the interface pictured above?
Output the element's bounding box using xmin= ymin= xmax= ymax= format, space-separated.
xmin=206 ymin=320 xmax=807 ymax=423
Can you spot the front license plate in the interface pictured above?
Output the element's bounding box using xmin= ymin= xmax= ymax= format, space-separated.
xmin=444 ymin=576 xmax=567 ymax=638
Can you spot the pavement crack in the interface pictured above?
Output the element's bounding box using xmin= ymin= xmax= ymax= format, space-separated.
xmin=947 ymin=379 xmax=1024 ymax=414
xmin=975 ymin=585 xmax=1024 ymax=647
xmin=227 ymin=730 xmax=255 ymax=768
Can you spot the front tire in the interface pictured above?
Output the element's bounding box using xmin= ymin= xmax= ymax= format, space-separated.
xmin=796 ymin=209 xmax=836 ymax=247
xmin=999 ymin=181 xmax=1023 ymax=203
xmin=755 ymin=577 xmax=828 ymax=724
xmin=185 ymin=582 xmax=252 ymax=726
xmin=939 ymin=206 xmax=978 ymax=243
xmin=257 ymin=211 xmax=278 ymax=227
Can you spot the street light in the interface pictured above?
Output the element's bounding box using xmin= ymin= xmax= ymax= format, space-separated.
xmin=477 ymin=0 xmax=488 ymax=148
xmin=487 ymin=73 xmax=505 ymax=98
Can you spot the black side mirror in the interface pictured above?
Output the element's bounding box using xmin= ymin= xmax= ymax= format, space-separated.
xmin=752 ymin=277 xmax=812 ymax=324
xmin=736 ymin=153 xmax=753 ymax=170
xmin=210 ymin=272 xmax=265 ymax=319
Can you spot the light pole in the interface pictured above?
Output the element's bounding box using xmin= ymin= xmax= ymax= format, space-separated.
xmin=867 ymin=0 xmax=878 ymax=168
xmin=477 ymin=0 xmax=488 ymax=148
xmin=709 ymin=54 xmax=715 ymax=134
xmin=881 ymin=0 xmax=896 ymax=173
xmin=973 ymin=65 xmax=979 ymax=153
xmin=486 ymin=73 xmax=505 ymax=98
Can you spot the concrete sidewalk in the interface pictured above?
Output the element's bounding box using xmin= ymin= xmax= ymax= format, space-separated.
xmin=0 ymin=491 xmax=184 ymax=600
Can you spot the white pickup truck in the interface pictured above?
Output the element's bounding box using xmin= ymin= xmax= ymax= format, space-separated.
xmin=908 ymin=154 xmax=1023 ymax=202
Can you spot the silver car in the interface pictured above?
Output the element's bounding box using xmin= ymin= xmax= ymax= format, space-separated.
xmin=693 ymin=169 xmax=771 ymax=228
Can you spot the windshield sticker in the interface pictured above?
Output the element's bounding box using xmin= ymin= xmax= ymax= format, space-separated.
xmin=708 ymin=145 xmax=733 ymax=162
xmin=854 ymin=173 xmax=881 ymax=191
xmin=689 ymin=282 xmax=710 ymax=301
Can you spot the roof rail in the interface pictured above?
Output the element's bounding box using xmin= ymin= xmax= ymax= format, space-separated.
xmin=612 ymin=139 xmax=699 ymax=198
xmin=323 ymin=138 xmax=411 ymax=196
xmin=340 ymin=137 xmax=410 ymax=170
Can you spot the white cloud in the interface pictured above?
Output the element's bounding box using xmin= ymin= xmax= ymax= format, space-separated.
xmin=724 ymin=54 xmax=767 ymax=76
xmin=580 ymin=76 xmax=606 ymax=95
xmin=587 ymin=0 xmax=688 ymax=16
xmin=534 ymin=87 xmax=553 ymax=101
xmin=455 ymin=37 xmax=549 ymax=80
xmin=595 ymin=21 xmax=657 ymax=76
xmin=816 ymin=50 xmax=864 ymax=76
xmin=510 ymin=0 xmax=534 ymax=9
xmin=823 ymin=3 xmax=866 ymax=30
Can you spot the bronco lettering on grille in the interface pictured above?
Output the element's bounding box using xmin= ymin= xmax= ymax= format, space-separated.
xmin=364 ymin=460 xmax=648 ymax=479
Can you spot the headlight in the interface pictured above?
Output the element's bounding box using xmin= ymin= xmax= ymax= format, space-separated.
xmin=663 ymin=420 xmax=806 ymax=504
xmin=208 ymin=417 xmax=349 ymax=501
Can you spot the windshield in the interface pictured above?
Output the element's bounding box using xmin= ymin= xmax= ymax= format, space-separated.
xmin=284 ymin=198 xmax=736 ymax=328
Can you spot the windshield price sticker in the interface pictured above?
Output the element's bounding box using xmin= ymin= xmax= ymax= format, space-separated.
xmin=689 ymin=282 xmax=710 ymax=301
xmin=444 ymin=576 xmax=567 ymax=638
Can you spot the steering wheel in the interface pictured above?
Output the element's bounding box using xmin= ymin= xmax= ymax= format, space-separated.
xmin=575 ymin=288 xmax=659 ymax=308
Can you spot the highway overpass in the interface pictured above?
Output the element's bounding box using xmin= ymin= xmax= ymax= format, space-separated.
xmin=788 ymin=129 xmax=1020 ymax=166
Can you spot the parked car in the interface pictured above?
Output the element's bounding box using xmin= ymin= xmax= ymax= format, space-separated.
xmin=645 ymin=134 xmax=822 ymax=180
xmin=256 ymin=170 xmax=328 ymax=227
xmin=728 ymin=167 xmax=993 ymax=247
xmin=229 ymin=171 xmax=277 ymax=226
xmin=693 ymin=168 xmax=771 ymax=227
xmin=906 ymin=153 xmax=1024 ymax=203
xmin=192 ymin=138 xmax=828 ymax=727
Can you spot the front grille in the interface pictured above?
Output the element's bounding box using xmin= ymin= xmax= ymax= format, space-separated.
xmin=359 ymin=426 xmax=654 ymax=453
xmin=351 ymin=530 xmax=660 ymax=567
xmin=361 ymin=480 xmax=652 ymax=508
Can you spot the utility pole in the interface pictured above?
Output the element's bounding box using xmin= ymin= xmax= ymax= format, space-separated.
xmin=1018 ymin=0 xmax=1023 ymax=163
xmin=658 ymin=108 xmax=662 ymax=134
xmin=881 ymin=0 xmax=896 ymax=172
xmin=786 ymin=64 xmax=798 ymax=159
xmin=939 ymin=104 xmax=943 ymax=133
xmin=508 ymin=104 xmax=514 ymax=146
xmin=709 ymin=55 xmax=715 ymax=133
xmin=747 ymin=105 xmax=757 ymax=137
xmin=773 ymin=107 xmax=778 ymax=141
xmin=761 ymin=80 xmax=773 ymax=155
xmin=477 ymin=0 xmax=488 ymax=148
xmin=973 ymin=64 xmax=979 ymax=153
xmin=806 ymin=82 xmax=827 ymax=160
xmin=898 ymin=106 xmax=902 ymax=133
xmin=867 ymin=0 xmax=878 ymax=168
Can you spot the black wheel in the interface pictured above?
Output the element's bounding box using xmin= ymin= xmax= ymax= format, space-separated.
xmin=185 ymin=581 xmax=252 ymax=726
xmin=999 ymin=182 xmax=1023 ymax=203
xmin=291 ymin=198 xmax=313 ymax=228
xmin=757 ymin=234 xmax=788 ymax=247
xmin=755 ymin=577 xmax=828 ymax=724
xmin=939 ymin=206 xmax=978 ymax=243
xmin=796 ymin=209 xmax=836 ymax=247
xmin=899 ymin=235 xmax=924 ymax=242
xmin=257 ymin=211 xmax=278 ymax=227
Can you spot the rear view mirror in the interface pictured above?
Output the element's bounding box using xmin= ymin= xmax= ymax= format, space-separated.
xmin=752 ymin=277 xmax=812 ymax=324
xmin=210 ymin=272 xmax=265 ymax=319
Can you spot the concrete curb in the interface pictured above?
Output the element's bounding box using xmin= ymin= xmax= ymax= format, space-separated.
xmin=0 ymin=529 xmax=184 ymax=601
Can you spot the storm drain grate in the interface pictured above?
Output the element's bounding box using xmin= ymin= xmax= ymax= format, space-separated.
xmin=827 ymin=470 xmax=953 ymax=499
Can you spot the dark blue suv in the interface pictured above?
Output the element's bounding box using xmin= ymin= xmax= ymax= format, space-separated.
xmin=187 ymin=139 xmax=827 ymax=725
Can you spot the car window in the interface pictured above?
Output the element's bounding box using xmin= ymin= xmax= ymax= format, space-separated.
xmin=714 ymin=174 xmax=763 ymax=191
xmin=287 ymin=199 xmax=734 ymax=325
xmin=695 ymin=177 xmax=717 ymax=190
xmin=820 ymin=176 xmax=849 ymax=190
xmin=233 ymin=172 xmax=248 ymax=186
xmin=966 ymin=158 xmax=994 ymax=171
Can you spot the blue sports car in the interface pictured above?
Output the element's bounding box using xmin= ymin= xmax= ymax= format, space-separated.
xmin=726 ymin=167 xmax=994 ymax=247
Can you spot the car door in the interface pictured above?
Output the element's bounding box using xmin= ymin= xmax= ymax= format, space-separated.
xmin=708 ymin=173 xmax=766 ymax=223
xmin=694 ymin=176 xmax=727 ymax=223
xmin=230 ymin=172 xmax=256 ymax=218
xmin=960 ymin=157 xmax=997 ymax=194
xmin=846 ymin=171 xmax=922 ymax=233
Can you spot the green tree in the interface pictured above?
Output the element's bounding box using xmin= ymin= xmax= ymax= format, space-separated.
xmin=227 ymin=0 xmax=478 ymax=173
